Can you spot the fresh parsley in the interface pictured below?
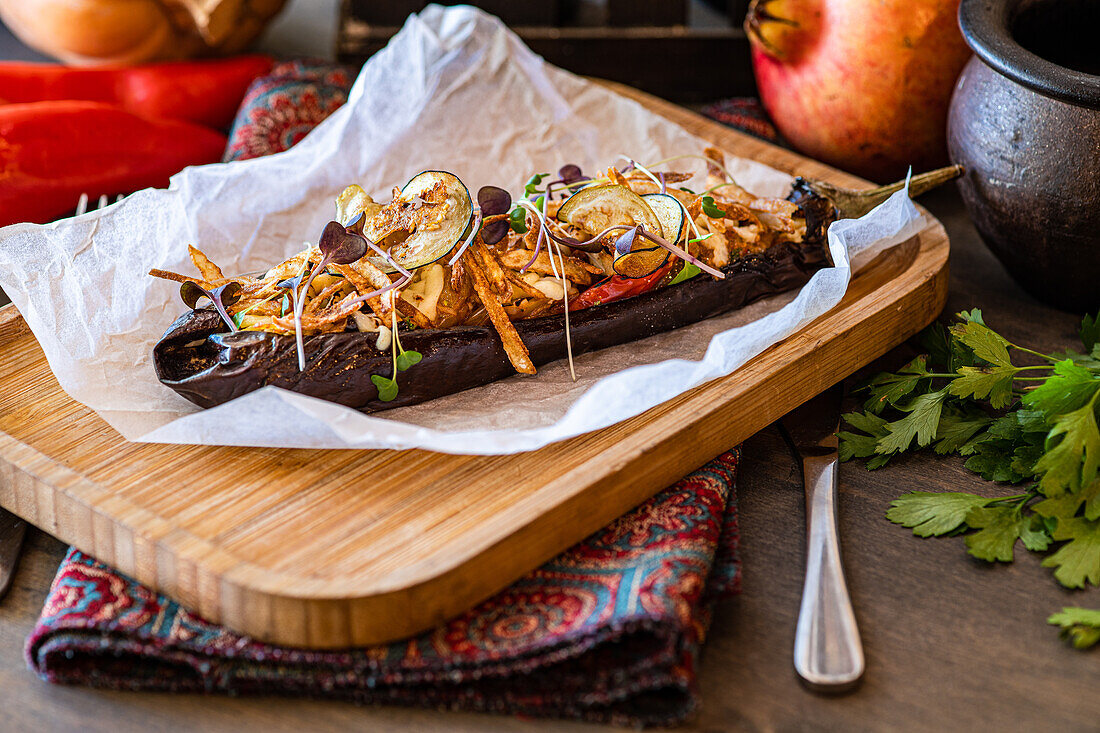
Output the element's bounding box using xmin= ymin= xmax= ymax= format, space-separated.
xmin=1048 ymin=607 xmax=1100 ymax=649
xmin=840 ymin=309 xmax=1100 ymax=646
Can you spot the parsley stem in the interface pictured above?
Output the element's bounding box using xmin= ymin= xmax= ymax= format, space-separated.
xmin=1009 ymin=344 xmax=1060 ymax=363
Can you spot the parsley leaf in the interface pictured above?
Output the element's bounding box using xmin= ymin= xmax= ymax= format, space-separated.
xmin=950 ymin=319 xmax=1012 ymax=366
xmin=1048 ymin=607 xmax=1100 ymax=649
xmin=1032 ymin=395 xmax=1100 ymax=494
xmin=1023 ymin=360 xmax=1100 ymax=417
xmin=877 ymin=389 xmax=947 ymax=454
xmin=1081 ymin=313 xmax=1100 ymax=353
xmin=964 ymin=505 xmax=1050 ymax=561
xmin=886 ymin=492 xmax=992 ymax=537
xmin=933 ymin=406 xmax=993 ymax=455
xmin=1041 ymin=516 xmax=1100 ymax=588
xmin=948 ymin=365 xmax=1019 ymax=408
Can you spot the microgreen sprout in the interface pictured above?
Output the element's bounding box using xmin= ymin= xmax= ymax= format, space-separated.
xmin=477 ymin=186 xmax=511 ymax=245
xmin=701 ymin=196 xmax=725 ymax=218
xmin=232 ymin=291 xmax=281 ymax=328
xmin=669 ymin=262 xmax=702 ymax=286
xmin=508 ymin=206 xmax=529 ymax=234
xmin=370 ymin=302 xmax=423 ymax=402
xmin=558 ymin=164 xmax=585 ymax=192
xmin=180 ymin=280 xmax=242 ymax=333
xmin=286 ymin=219 xmax=371 ymax=371
xmin=524 ymin=173 xmax=550 ymax=197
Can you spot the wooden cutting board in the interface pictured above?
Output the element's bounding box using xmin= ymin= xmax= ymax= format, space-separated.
xmin=0 ymin=84 xmax=949 ymax=649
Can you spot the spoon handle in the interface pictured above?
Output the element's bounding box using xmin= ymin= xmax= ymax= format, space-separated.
xmin=793 ymin=453 xmax=864 ymax=691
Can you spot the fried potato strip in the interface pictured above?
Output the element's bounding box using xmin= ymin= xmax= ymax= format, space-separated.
xmin=467 ymin=258 xmax=535 ymax=374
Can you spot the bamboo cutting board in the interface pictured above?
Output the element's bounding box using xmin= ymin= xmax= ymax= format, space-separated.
xmin=0 ymin=84 xmax=949 ymax=648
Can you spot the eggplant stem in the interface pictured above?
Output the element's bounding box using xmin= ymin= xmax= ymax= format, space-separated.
xmin=802 ymin=164 xmax=964 ymax=219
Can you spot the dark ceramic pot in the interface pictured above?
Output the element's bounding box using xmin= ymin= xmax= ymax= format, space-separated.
xmin=948 ymin=0 xmax=1100 ymax=313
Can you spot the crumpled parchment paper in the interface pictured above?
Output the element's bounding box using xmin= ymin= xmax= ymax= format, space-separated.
xmin=0 ymin=5 xmax=925 ymax=454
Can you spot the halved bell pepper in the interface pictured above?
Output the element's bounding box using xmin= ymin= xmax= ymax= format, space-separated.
xmin=0 ymin=101 xmax=227 ymax=227
xmin=0 ymin=55 xmax=272 ymax=129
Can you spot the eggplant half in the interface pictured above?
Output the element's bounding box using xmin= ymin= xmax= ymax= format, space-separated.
xmin=153 ymin=182 xmax=836 ymax=414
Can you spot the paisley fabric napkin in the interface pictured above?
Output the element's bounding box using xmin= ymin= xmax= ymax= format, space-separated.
xmin=26 ymin=63 xmax=777 ymax=727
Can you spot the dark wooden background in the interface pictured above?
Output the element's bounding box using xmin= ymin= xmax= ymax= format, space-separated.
xmin=0 ymin=2 xmax=1097 ymax=730
xmin=338 ymin=0 xmax=755 ymax=102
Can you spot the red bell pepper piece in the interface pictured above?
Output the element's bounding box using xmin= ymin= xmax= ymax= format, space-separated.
xmin=0 ymin=101 xmax=227 ymax=227
xmin=0 ymin=55 xmax=272 ymax=129
xmin=570 ymin=260 xmax=677 ymax=311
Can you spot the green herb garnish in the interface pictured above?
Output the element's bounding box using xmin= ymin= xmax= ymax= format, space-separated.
xmin=669 ymin=263 xmax=701 ymax=286
xmin=1048 ymin=607 xmax=1100 ymax=649
xmin=701 ymin=195 xmax=725 ymax=218
xmin=508 ymin=206 xmax=529 ymax=234
xmin=840 ymin=309 xmax=1100 ymax=646
xmin=372 ymin=308 xmax=423 ymax=402
xmin=524 ymin=173 xmax=550 ymax=197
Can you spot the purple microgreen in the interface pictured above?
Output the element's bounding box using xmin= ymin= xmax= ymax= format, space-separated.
xmin=558 ymin=164 xmax=584 ymax=187
xmin=614 ymin=225 xmax=642 ymax=256
xmin=523 ymin=173 xmax=550 ymax=197
xmin=477 ymin=186 xmax=511 ymax=217
xmin=319 ymin=220 xmax=369 ymax=264
xmin=345 ymin=209 xmax=366 ymax=235
xmin=659 ymin=172 xmax=667 ymax=194
xmin=289 ymin=220 xmax=373 ymax=369
xmin=637 ymin=228 xmax=725 ymax=279
xmin=701 ymin=195 xmax=725 ymax=218
xmin=179 ymin=280 xmax=241 ymax=332
xmin=481 ymin=218 xmax=509 ymax=245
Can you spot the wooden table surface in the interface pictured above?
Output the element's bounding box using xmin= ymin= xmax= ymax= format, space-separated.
xmin=1 ymin=7 xmax=1097 ymax=733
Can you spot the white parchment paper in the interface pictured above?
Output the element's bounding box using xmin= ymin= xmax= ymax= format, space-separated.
xmin=0 ymin=6 xmax=925 ymax=454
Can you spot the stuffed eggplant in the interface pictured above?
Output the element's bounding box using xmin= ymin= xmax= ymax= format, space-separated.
xmin=151 ymin=150 xmax=837 ymax=413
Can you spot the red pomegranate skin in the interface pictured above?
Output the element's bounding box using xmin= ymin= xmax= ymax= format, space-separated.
xmin=749 ymin=0 xmax=971 ymax=182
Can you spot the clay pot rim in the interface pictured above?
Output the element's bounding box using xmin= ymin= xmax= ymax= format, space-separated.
xmin=959 ymin=0 xmax=1100 ymax=110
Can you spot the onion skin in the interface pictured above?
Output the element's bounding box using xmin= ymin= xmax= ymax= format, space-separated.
xmin=153 ymin=184 xmax=836 ymax=413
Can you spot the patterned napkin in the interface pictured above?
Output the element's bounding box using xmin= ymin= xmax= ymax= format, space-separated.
xmin=26 ymin=63 xmax=778 ymax=727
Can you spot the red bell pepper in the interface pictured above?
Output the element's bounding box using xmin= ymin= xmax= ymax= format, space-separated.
xmin=0 ymin=101 xmax=227 ymax=227
xmin=570 ymin=260 xmax=677 ymax=311
xmin=0 ymin=55 xmax=272 ymax=129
